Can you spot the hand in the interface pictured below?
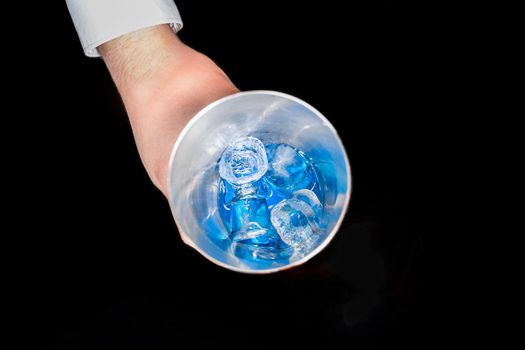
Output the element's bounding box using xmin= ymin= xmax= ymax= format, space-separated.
xmin=99 ymin=25 xmax=239 ymax=197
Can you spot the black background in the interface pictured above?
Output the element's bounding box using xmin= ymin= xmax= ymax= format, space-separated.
xmin=20 ymin=0 xmax=442 ymax=346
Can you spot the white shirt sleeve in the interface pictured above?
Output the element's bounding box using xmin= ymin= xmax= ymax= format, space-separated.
xmin=66 ymin=0 xmax=183 ymax=57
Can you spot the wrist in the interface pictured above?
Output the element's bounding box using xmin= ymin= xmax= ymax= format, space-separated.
xmin=98 ymin=24 xmax=238 ymax=196
xmin=99 ymin=25 xmax=185 ymax=101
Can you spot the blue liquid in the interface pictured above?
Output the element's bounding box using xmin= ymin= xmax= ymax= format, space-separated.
xmin=217 ymin=142 xmax=323 ymax=260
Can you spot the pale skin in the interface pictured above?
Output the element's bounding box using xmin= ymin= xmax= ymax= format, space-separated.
xmin=99 ymin=24 xmax=239 ymax=197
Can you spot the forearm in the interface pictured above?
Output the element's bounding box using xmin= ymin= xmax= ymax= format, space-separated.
xmin=99 ymin=25 xmax=238 ymax=195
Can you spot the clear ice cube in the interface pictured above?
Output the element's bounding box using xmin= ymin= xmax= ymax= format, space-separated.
xmin=231 ymin=239 xmax=293 ymax=261
xmin=270 ymin=189 xmax=323 ymax=247
xmin=265 ymin=144 xmax=313 ymax=194
xmin=219 ymin=137 xmax=268 ymax=185
xmin=230 ymin=195 xmax=277 ymax=245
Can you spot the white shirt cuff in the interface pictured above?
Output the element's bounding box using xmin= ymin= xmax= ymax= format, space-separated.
xmin=66 ymin=0 xmax=183 ymax=57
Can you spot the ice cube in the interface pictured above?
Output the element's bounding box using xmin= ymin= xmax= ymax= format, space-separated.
xmin=292 ymin=189 xmax=323 ymax=218
xmin=230 ymin=195 xmax=277 ymax=245
xmin=219 ymin=137 xmax=268 ymax=185
xmin=265 ymin=144 xmax=313 ymax=194
xmin=270 ymin=189 xmax=323 ymax=247
xmin=231 ymin=239 xmax=293 ymax=261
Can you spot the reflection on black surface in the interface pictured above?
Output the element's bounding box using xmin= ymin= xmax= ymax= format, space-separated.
xmin=32 ymin=209 xmax=423 ymax=346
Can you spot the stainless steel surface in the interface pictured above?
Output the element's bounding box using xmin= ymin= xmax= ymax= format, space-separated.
xmin=167 ymin=91 xmax=351 ymax=273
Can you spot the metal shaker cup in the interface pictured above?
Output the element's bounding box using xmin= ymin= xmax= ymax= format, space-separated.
xmin=167 ymin=91 xmax=351 ymax=273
